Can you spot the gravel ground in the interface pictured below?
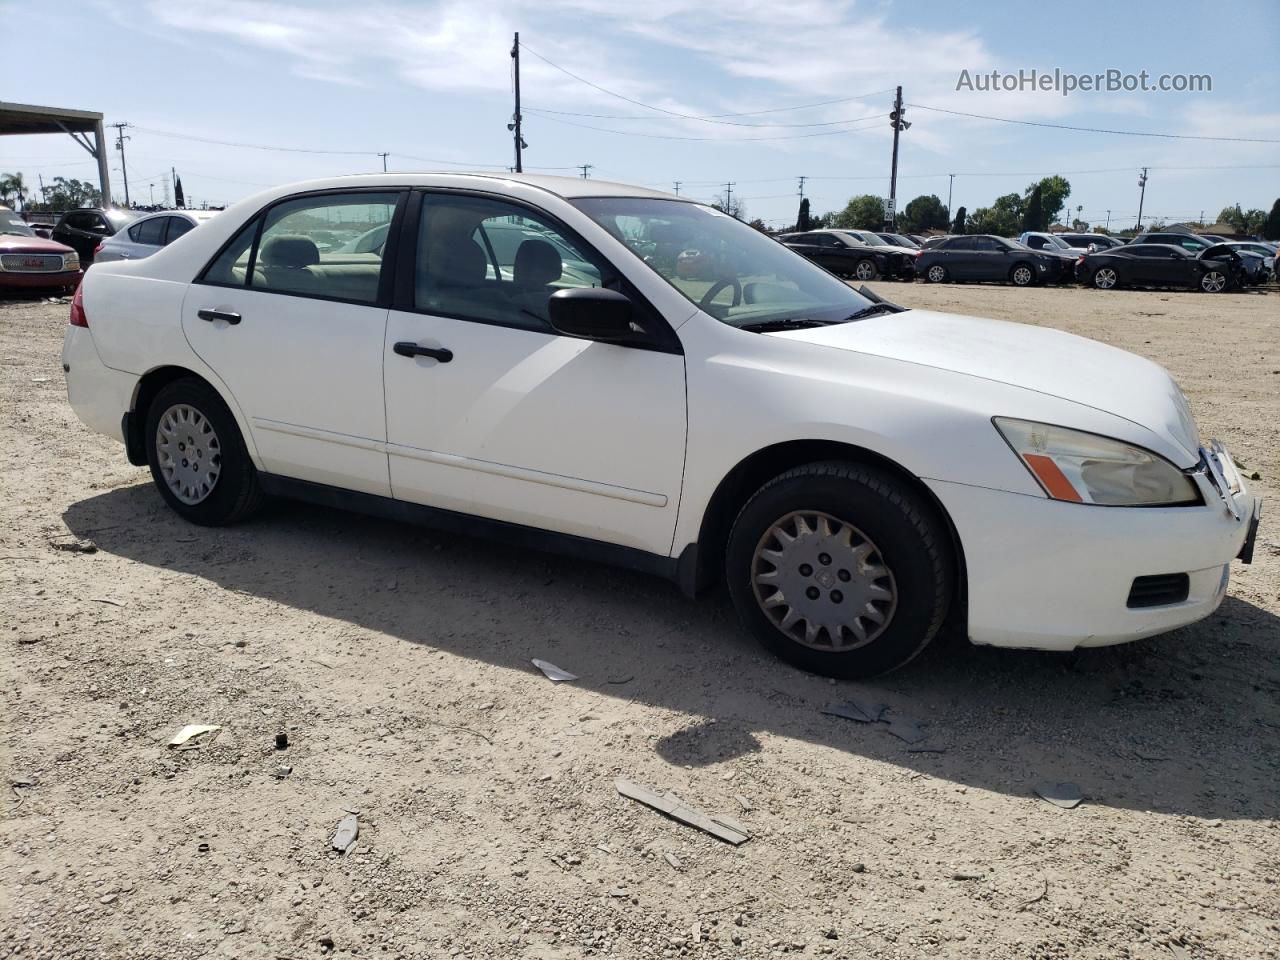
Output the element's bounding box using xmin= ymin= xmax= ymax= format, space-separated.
xmin=2 ymin=281 xmax=1277 ymax=960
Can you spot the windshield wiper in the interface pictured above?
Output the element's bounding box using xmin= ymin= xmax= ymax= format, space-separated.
xmin=843 ymin=302 xmax=907 ymax=321
xmin=737 ymin=317 xmax=831 ymax=333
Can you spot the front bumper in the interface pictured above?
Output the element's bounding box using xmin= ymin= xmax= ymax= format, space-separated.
xmin=0 ymin=269 xmax=81 ymax=291
xmin=928 ymin=455 xmax=1261 ymax=651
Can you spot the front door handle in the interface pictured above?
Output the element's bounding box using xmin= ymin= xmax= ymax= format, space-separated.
xmin=197 ymin=308 xmax=241 ymax=325
xmin=393 ymin=341 xmax=453 ymax=363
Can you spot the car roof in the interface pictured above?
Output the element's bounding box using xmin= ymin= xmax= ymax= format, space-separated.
xmin=262 ymin=172 xmax=682 ymax=202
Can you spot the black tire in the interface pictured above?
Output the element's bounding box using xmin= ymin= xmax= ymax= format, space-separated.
xmin=924 ymin=263 xmax=948 ymax=284
xmin=725 ymin=462 xmax=954 ymax=678
xmin=144 ymin=377 xmax=264 ymax=525
xmin=1010 ymin=262 xmax=1036 ymax=286
xmin=853 ymin=259 xmax=879 ymax=282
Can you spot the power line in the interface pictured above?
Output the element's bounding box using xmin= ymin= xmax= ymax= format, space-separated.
xmin=527 ymin=109 xmax=891 ymax=142
xmin=522 ymin=90 xmax=894 ymax=125
xmin=906 ymin=103 xmax=1280 ymax=144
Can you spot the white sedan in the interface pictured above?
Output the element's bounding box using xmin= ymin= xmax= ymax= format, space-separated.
xmin=62 ymin=174 xmax=1261 ymax=677
xmin=93 ymin=209 xmax=219 ymax=263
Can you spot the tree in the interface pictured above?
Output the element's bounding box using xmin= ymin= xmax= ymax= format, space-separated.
xmin=969 ymin=193 xmax=1024 ymax=236
xmin=711 ymin=192 xmax=745 ymax=220
xmin=951 ymin=205 xmax=967 ymax=234
xmin=1026 ymin=175 xmax=1070 ymax=225
xmin=0 ymin=172 xmax=28 ymax=209
xmin=1021 ymin=185 xmax=1044 ymax=233
xmin=746 ymin=218 xmax=769 ymax=233
xmin=831 ymin=194 xmax=885 ymax=231
xmin=1217 ymin=204 xmax=1267 ymax=235
xmin=29 ymin=177 xmax=101 ymax=211
xmin=1263 ymin=199 xmax=1280 ymax=241
xmin=796 ymin=197 xmax=811 ymax=232
xmin=898 ymin=194 xmax=949 ymax=233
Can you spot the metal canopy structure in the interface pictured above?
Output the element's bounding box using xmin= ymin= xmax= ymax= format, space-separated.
xmin=0 ymin=101 xmax=112 ymax=206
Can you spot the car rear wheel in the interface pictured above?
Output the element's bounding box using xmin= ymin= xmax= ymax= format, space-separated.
xmin=726 ymin=462 xmax=953 ymax=678
xmin=854 ymin=259 xmax=878 ymax=281
xmin=1092 ymin=266 xmax=1119 ymax=290
xmin=145 ymin=377 xmax=264 ymax=525
xmin=1200 ymin=270 xmax=1228 ymax=293
xmin=925 ymin=264 xmax=948 ymax=283
xmin=1010 ymin=263 xmax=1035 ymax=286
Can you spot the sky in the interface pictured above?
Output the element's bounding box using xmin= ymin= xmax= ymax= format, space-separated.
xmin=3 ymin=0 xmax=1278 ymax=230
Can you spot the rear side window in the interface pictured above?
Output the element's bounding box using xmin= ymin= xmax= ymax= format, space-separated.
xmin=252 ymin=193 xmax=398 ymax=303
xmin=165 ymin=217 xmax=195 ymax=244
xmin=201 ymin=219 xmax=259 ymax=286
xmin=134 ymin=217 xmax=166 ymax=246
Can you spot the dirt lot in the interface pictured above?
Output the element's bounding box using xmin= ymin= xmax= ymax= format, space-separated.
xmin=2 ymin=282 xmax=1278 ymax=960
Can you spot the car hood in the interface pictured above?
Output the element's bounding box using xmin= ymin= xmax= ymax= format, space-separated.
xmin=768 ymin=308 xmax=1200 ymax=463
xmin=869 ymin=244 xmax=916 ymax=257
xmin=0 ymin=233 xmax=75 ymax=254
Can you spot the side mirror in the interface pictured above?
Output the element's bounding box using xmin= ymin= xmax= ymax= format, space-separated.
xmin=548 ymin=287 xmax=638 ymax=342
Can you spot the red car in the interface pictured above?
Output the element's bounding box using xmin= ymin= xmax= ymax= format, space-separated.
xmin=1 ymin=209 xmax=82 ymax=293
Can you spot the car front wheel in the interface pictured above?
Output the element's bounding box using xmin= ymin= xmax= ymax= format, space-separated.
xmin=726 ymin=462 xmax=954 ymax=678
xmin=144 ymin=377 xmax=264 ymax=525
xmin=854 ymin=259 xmax=879 ymax=281
xmin=1200 ymin=270 xmax=1228 ymax=293
xmin=1010 ymin=263 xmax=1036 ymax=286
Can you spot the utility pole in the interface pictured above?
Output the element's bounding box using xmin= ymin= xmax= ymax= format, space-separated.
xmin=947 ymin=173 xmax=955 ymax=219
xmin=673 ymin=181 xmax=681 ymax=196
xmin=797 ymin=175 xmax=807 ymax=200
xmin=111 ymin=122 xmax=131 ymax=207
xmin=378 ymin=152 xmax=389 ymax=172
xmin=578 ymin=164 xmax=592 ymax=179
xmin=723 ymin=182 xmax=736 ymax=215
xmin=1105 ymin=209 xmax=1111 ymax=231
xmin=149 ymin=182 xmax=155 ymax=206
xmin=887 ymin=86 xmax=909 ymax=230
xmin=38 ymin=173 xmax=46 ymax=205
xmin=1136 ymin=167 xmax=1148 ymax=230
xmin=509 ymin=33 xmax=525 ymax=173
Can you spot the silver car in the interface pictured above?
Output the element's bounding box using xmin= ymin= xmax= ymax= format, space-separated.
xmin=94 ymin=210 xmax=219 ymax=264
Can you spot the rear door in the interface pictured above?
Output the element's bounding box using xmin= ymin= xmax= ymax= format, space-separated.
xmin=183 ymin=189 xmax=404 ymax=496
xmin=382 ymin=190 xmax=687 ymax=555
xmin=938 ymin=237 xmax=974 ymax=278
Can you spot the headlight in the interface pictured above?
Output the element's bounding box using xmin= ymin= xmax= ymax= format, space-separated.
xmin=63 ymin=253 xmax=80 ymax=269
xmin=994 ymin=418 xmax=1200 ymax=506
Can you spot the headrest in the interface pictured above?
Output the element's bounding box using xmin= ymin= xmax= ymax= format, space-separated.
xmin=435 ymin=239 xmax=488 ymax=286
xmin=513 ymin=238 xmax=562 ymax=289
xmin=260 ymin=235 xmax=319 ymax=268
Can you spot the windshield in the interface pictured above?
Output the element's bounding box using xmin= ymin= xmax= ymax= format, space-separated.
xmin=1 ymin=215 xmax=35 ymax=237
xmin=840 ymin=230 xmax=886 ymax=247
xmin=1042 ymin=234 xmax=1072 ymax=249
xmin=571 ymin=197 xmax=875 ymax=328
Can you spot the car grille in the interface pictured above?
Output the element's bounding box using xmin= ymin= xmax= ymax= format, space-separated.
xmin=1 ymin=253 xmax=65 ymax=273
xmin=1126 ymin=573 xmax=1190 ymax=609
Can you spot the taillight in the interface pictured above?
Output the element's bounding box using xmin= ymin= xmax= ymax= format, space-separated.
xmin=94 ymin=242 xmax=104 ymax=255
xmin=69 ymin=285 xmax=88 ymax=327
xmin=1076 ymin=255 xmax=1085 ymax=265
xmin=914 ymin=249 xmax=924 ymax=258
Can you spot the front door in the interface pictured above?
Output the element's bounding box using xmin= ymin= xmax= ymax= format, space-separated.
xmin=383 ymin=191 xmax=687 ymax=556
xmin=183 ymin=189 xmax=404 ymax=496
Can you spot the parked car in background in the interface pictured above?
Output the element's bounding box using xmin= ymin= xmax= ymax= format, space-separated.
xmin=835 ymin=229 xmax=918 ymax=258
xmin=875 ymin=232 xmax=921 ymax=249
xmin=778 ymin=229 xmax=914 ymax=281
xmin=905 ymin=234 xmax=929 ymax=247
xmin=61 ymin=172 xmax=1260 ymax=678
xmin=51 ymin=208 xmax=139 ymax=265
xmin=1213 ymin=241 xmax=1275 ymax=281
xmin=1057 ymin=233 xmax=1123 ymax=251
xmin=1127 ymin=232 xmax=1268 ymax=285
xmin=1018 ymin=231 xmax=1089 ymax=256
xmin=1076 ymin=243 xmax=1243 ymax=292
xmin=1130 ymin=231 xmax=1212 ymax=254
xmin=94 ymin=210 xmax=220 ymax=264
xmin=916 ymin=234 xmax=1072 ymax=286
xmin=0 ymin=207 xmax=81 ymax=293
xmin=920 ymin=235 xmax=952 ymax=249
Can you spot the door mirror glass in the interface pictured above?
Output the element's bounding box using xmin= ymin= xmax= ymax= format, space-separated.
xmin=548 ymin=288 xmax=637 ymax=342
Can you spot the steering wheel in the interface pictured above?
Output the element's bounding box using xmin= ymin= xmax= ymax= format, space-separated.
xmin=699 ymin=277 xmax=742 ymax=311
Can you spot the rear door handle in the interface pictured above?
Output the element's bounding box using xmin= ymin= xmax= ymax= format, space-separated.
xmin=393 ymin=341 xmax=453 ymax=363
xmin=197 ymin=308 xmax=241 ymax=325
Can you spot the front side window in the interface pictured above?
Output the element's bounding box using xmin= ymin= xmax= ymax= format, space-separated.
xmin=571 ymin=197 xmax=876 ymax=329
xmin=414 ymin=193 xmax=603 ymax=332
xmin=253 ymin=192 xmax=398 ymax=303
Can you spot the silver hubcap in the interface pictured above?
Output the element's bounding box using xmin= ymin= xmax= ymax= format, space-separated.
xmin=1013 ymin=266 xmax=1032 ymax=285
xmin=856 ymin=261 xmax=875 ymax=280
xmin=1202 ymin=272 xmax=1225 ymax=292
xmin=1095 ymin=268 xmax=1117 ymax=289
xmin=928 ymin=265 xmax=945 ymax=282
xmin=750 ymin=511 xmax=898 ymax=651
xmin=156 ymin=404 xmax=222 ymax=505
